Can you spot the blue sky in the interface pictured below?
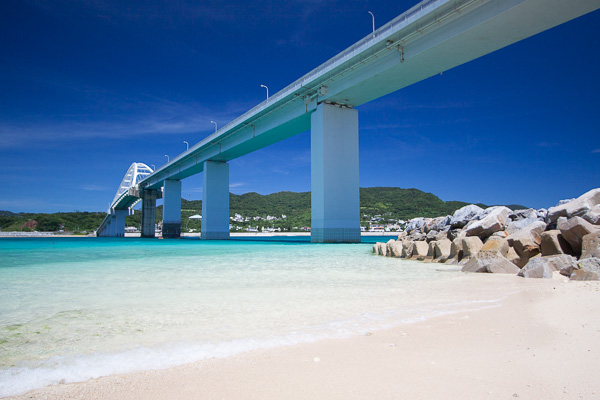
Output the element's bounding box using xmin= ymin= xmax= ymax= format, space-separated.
xmin=1 ymin=0 xmax=599 ymax=213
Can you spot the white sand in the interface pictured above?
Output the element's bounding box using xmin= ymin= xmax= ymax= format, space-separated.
xmin=5 ymin=275 xmax=600 ymax=400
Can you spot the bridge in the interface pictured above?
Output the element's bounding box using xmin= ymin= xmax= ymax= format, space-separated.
xmin=97 ymin=0 xmax=600 ymax=241
xmin=97 ymin=163 xmax=155 ymax=237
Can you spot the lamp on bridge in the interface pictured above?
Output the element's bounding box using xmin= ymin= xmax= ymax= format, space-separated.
xmin=210 ymin=120 xmax=217 ymax=133
xmin=183 ymin=141 xmax=189 ymax=150
xmin=164 ymin=154 xmax=169 ymax=162
xmin=260 ymin=84 xmax=269 ymax=99
xmin=368 ymin=11 xmax=375 ymax=34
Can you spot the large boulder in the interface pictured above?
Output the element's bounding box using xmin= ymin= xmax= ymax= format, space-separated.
xmin=446 ymin=229 xmax=463 ymax=242
xmin=434 ymin=230 xmax=450 ymax=241
xmin=401 ymin=241 xmax=415 ymax=258
xmin=506 ymin=208 xmax=546 ymax=234
xmin=581 ymin=233 xmax=600 ymax=259
xmin=505 ymin=246 xmax=521 ymax=267
xmin=405 ymin=218 xmax=430 ymax=234
xmin=450 ymin=205 xmax=485 ymax=229
xmin=519 ymin=255 xmax=577 ymax=278
xmin=426 ymin=230 xmax=439 ymax=243
xmin=547 ymin=188 xmax=600 ymax=224
xmin=582 ymin=205 xmax=600 ymax=225
xmin=407 ymin=231 xmax=427 ymax=242
xmin=410 ymin=241 xmax=429 ymax=259
xmin=506 ymin=219 xmax=536 ymax=235
xmin=570 ymin=270 xmax=599 ymax=281
xmin=447 ymin=238 xmax=464 ymax=264
xmin=462 ymin=251 xmax=520 ymax=274
xmin=509 ymin=208 xmax=538 ymax=221
xmin=550 ymin=254 xmax=582 ymax=277
xmin=465 ymin=206 xmax=511 ymax=239
xmin=434 ymin=239 xmax=452 ymax=261
xmin=373 ymin=242 xmax=387 ymax=256
xmin=481 ymin=236 xmax=509 ymax=257
xmin=421 ymin=241 xmax=437 ymax=262
xmin=490 ymin=230 xmax=509 ymax=240
xmin=540 ymin=230 xmax=574 ymax=256
xmin=537 ymin=208 xmax=549 ymax=221
xmin=518 ymin=258 xmax=557 ymax=278
xmin=577 ymin=257 xmax=600 ymax=274
xmin=388 ymin=240 xmax=404 ymax=258
xmin=431 ymin=216 xmax=451 ymax=232
xmin=457 ymin=236 xmax=484 ymax=265
xmin=557 ymin=216 xmax=599 ymax=257
xmin=507 ymin=221 xmax=546 ymax=261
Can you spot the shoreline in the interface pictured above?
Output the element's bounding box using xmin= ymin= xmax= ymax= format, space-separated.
xmin=5 ymin=274 xmax=599 ymax=400
xmin=0 ymin=231 xmax=399 ymax=238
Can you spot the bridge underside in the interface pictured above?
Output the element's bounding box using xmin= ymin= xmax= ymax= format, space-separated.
xmin=103 ymin=0 xmax=599 ymax=241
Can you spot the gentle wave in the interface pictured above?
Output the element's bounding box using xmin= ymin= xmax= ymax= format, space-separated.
xmin=0 ymin=298 xmax=504 ymax=398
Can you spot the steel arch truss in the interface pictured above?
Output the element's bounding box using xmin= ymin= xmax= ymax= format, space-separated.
xmin=111 ymin=162 xmax=154 ymax=208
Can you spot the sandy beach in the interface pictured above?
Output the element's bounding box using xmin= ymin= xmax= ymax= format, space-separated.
xmin=5 ymin=273 xmax=599 ymax=400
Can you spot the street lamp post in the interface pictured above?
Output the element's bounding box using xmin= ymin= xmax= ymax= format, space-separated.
xmin=164 ymin=155 xmax=169 ymax=162
xmin=151 ymin=164 xmax=155 ymax=171
xmin=368 ymin=11 xmax=375 ymax=34
xmin=260 ymin=84 xmax=269 ymax=99
xmin=210 ymin=121 xmax=217 ymax=132
xmin=183 ymin=141 xmax=189 ymax=150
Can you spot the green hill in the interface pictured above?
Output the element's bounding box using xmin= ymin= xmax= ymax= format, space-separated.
xmin=360 ymin=187 xmax=472 ymax=219
xmin=0 ymin=187 xmax=527 ymax=233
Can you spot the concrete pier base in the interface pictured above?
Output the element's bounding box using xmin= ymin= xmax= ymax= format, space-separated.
xmin=102 ymin=217 xmax=112 ymax=237
xmin=113 ymin=209 xmax=127 ymax=238
xmin=141 ymin=189 xmax=159 ymax=238
xmin=201 ymin=161 xmax=230 ymax=240
xmin=311 ymin=103 xmax=361 ymax=243
xmin=162 ymin=180 xmax=181 ymax=238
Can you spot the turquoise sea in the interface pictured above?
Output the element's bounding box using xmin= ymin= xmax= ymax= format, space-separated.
xmin=0 ymin=237 xmax=512 ymax=397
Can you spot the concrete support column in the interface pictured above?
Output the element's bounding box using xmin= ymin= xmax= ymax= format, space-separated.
xmin=311 ymin=103 xmax=360 ymax=243
xmin=109 ymin=214 xmax=118 ymax=237
xmin=141 ymin=189 xmax=159 ymax=238
xmin=201 ymin=161 xmax=230 ymax=240
xmin=105 ymin=217 xmax=113 ymax=237
xmin=114 ymin=209 xmax=128 ymax=238
xmin=162 ymin=180 xmax=182 ymax=239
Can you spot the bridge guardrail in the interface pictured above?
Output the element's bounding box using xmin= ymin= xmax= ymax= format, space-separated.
xmin=210 ymin=0 xmax=441 ymax=142
xmin=144 ymin=0 xmax=445 ymax=181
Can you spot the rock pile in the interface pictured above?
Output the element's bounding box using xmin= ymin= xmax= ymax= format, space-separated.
xmin=373 ymin=188 xmax=600 ymax=281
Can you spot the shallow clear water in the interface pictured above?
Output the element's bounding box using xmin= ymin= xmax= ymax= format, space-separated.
xmin=0 ymin=237 xmax=511 ymax=397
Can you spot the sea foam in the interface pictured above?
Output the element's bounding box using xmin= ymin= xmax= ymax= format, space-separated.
xmin=0 ymin=237 xmax=514 ymax=397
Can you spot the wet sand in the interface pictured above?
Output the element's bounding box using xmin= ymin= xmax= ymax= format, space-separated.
xmin=5 ymin=273 xmax=599 ymax=400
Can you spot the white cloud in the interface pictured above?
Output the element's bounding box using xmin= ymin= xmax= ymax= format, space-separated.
xmin=79 ymin=184 xmax=108 ymax=192
xmin=0 ymin=98 xmax=252 ymax=150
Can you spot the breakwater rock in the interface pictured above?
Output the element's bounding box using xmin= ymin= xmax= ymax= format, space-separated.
xmin=373 ymin=188 xmax=600 ymax=281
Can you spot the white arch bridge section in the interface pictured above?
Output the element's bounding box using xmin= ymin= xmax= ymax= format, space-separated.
xmin=98 ymin=0 xmax=600 ymax=241
xmin=97 ymin=163 xmax=158 ymax=237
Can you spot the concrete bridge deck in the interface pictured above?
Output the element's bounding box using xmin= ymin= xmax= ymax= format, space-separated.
xmin=98 ymin=0 xmax=600 ymax=241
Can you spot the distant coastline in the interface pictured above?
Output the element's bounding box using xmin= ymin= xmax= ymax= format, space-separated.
xmin=0 ymin=231 xmax=398 ymax=238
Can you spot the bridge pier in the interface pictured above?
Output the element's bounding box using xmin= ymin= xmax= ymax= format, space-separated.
xmin=201 ymin=160 xmax=230 ymax=240
xmin=103 ymin=216 xmax=112 ymax=237
xmin=110 ymin=214 xmax=118 ymax=236
xmin=311 ymin=103 xmax=360 ymax=243
xmin=141 ymin=189 xmax=159 ymax=238
xmin=162 ymin=180 xmax=182 ymax=238
xmin=113 ymin=209 xmax=128 ymax=238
